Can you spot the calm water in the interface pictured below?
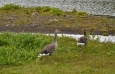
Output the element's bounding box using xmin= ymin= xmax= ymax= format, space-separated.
xmin=0 ymin=0 xmax=115 ymax=16
xmin=0 ymin=32 xmax=115 ymax=43
xmin=47 ymin=34 xmax=115 ymax=43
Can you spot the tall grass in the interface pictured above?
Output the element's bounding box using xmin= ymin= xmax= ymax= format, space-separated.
xmin=0 ymin=32 xmax=115 ymax=74
xmin=0 ymin=32 xmax=52 ymax=65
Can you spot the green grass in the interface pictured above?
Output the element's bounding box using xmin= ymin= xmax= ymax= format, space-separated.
xmin=50 ymin=8 xmax=63 ymax=15
xmin=0 ymin=4 xmax=64 ymax=16
xmin=0 ymin=32 xmax=115 ymax=74
xmin=0 ymin=4 xmax=115 ymax=73
xmin=1 ymin=4 xmax=23 ymax=10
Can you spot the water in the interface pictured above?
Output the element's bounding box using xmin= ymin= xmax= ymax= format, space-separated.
xmin=0 ymin=0 xmax=115 ymax=16
xmin=46 ymin=34 xmax=115 ymax=43
xmin=0 ymin=32 xmax=115 ymax=43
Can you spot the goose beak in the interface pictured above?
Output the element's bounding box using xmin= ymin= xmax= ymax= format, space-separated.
xmin=55 ymin=29 xmax=61 ymax=33
xmin=58 ymin=30 xmax=61 ymax=32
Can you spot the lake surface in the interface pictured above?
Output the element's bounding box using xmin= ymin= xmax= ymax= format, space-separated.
xmin=46 ymin=34 xmax=115 ymax=43
xmin=0 ymin=0 xmax=115 ymax=16
xmin=0 ymin=32 xmax=115 ymax=43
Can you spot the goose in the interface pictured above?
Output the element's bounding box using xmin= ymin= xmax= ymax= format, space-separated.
xmin=38 ymin=29 xmax=61 ymax=57
xmin=77 ymin=29 xmax=88 ymax=46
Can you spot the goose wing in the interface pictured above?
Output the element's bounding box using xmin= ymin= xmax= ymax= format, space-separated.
xmin=78 ymin=36 xmax=88 ymax=43
xmin=41 ymin=43 xmax=56 ymax=55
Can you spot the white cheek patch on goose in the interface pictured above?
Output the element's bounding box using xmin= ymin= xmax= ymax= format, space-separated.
xmin=38 ymin=53 xmax=50 ymax=57
xmin=77 ymin=43 xmax=85 ymax=46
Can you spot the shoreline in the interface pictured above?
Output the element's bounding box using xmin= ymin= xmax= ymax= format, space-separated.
xmin=0 ymin=25 xmax=115 ymax=35
xmin=0 ymin=4 xmax=115 ymax=35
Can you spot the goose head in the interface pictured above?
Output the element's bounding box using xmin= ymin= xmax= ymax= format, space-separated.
xmin=55 ymin=29 xmax=61 ymax=33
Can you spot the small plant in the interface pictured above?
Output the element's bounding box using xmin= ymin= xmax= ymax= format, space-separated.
xmin=50 ymin=8 xmax=63 ymax=15
xmin=72 ymin=8 xmax=77 ymax=13
xmin=42 ymin=6 xmax=51 ymax=12
xmin=1 ymin=4 xmax=22 ymax=10
xmin=78 ymin=11 xmax=88 ymax=16
xmin=34 ymin=6 xmax=42 ymax=12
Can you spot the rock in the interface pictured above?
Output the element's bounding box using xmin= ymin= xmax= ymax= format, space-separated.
xmin=31 ymin=12 xmax=39 ymax=17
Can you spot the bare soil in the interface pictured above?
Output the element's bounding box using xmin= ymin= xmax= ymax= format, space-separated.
xmin=0 ymin=24 xmax=109 ymax=35
xmin=0 ymin=25 xmax=81 ymax=34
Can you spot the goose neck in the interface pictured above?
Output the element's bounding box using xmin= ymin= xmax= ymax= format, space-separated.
xmin=54 ymin=32 xmax=57 ymax=42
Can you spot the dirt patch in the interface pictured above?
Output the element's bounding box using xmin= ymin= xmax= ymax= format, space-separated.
xmin=0 ymin=25 xmax=80 ymax=34
xmin=0 ymin=25 xmax=114 ymax=35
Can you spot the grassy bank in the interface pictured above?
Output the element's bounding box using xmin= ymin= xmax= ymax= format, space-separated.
xmin=0 ymin=4 xmax=115 ymax=35
xmin=0 ymin=32 xmax=115 ymax=74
